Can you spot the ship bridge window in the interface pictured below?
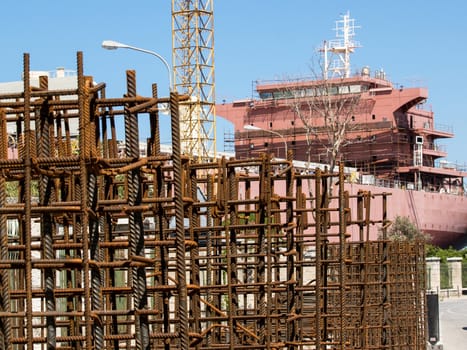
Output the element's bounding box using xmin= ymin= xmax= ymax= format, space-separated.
xmin=292 ymin=89 xmax=306 ymax=98
xmin=328 ymin=86 xmax=338 ymax=95
xmin=282 ymin=90 xmax=291 ymax=99
xmin=338 ymin=86 xmax=350 ymax=94
xmin=259 ymin=92 xmax=273 ymax=100
xmin=313 ymin=88 xmax=323 ymax=96
xmin=263 ymin=84 xmax=364 ymax=100
xmin=272 ymin=90 xmax=293 ymax=99
xmin=306 ymin=88 xmax=315 ymax=96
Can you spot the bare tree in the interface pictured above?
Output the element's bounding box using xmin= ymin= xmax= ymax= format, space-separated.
xmin=288 ymin=76 xmax=361 ymax=176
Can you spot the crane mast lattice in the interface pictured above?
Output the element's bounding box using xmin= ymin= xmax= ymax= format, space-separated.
xmin=172 ymin=0 xmax=216 ymax=162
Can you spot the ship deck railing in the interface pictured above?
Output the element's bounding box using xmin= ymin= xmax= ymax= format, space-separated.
xmin=355 ymin=176 xmax=465 ymax=196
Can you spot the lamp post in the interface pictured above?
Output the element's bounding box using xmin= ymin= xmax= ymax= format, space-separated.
xmin=244 ymin=124 xmax=288 ymax=158
xmin=101 ymin=40 xmax=173 ymax=91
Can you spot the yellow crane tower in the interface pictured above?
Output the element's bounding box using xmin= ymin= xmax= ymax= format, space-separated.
xmin=172 ymin=0 xmax=216 ymax=162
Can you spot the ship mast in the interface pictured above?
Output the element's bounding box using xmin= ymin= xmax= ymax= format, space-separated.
xmin=321 ymin=11 xmax=360 ymax=79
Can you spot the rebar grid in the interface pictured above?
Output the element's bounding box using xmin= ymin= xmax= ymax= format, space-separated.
xmin=0 ymin=53 xmax=426 ymax=350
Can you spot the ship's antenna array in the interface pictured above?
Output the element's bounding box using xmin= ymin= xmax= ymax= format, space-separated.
xmin=321 ymin=11 xmax=360 ymax=79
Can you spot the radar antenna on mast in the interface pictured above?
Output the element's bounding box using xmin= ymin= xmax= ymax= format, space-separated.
xmin=321 ymin=11 xmax=360 ymax=79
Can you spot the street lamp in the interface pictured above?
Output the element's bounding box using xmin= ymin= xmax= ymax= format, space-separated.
xmin=244 ymin=124 xmax=288 ymax=158
xmin=101 ymin=40 xmax=173 ymax=91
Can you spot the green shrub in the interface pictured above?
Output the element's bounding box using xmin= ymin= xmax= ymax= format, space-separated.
xmin=380 ymin=215 xmax=429 ymax=241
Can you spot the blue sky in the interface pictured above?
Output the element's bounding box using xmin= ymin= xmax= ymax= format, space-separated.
xmin=2 ymin=1 xmax=467 ymax=164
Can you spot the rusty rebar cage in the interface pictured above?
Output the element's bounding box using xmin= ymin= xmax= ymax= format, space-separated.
xmin=0 ymin=53 xmax=426 ymax=350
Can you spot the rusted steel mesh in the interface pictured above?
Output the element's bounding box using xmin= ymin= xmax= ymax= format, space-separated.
xmin=0 ymin=53 xmax=426 ymax=350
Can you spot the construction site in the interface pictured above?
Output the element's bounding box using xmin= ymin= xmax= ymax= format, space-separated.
xmin=0 ymin=52 xmax=427 ymax=349
xmin=0 ymin=2 xmax=429 ymax=350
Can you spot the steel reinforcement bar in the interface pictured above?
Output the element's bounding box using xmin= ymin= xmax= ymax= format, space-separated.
xmin=0 ymin=53 xmax=426 ymax=350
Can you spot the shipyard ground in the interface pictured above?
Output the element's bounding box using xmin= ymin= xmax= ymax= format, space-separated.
xmin=439 ymin=296 xmax=467 ymax=349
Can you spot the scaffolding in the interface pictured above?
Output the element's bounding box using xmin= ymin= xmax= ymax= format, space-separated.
xmin=0 ymin=53 xmax=426 ymax=350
